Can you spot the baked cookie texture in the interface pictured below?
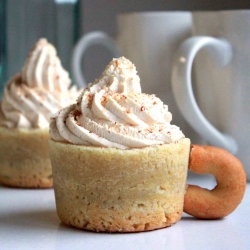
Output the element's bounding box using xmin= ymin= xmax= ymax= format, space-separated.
xmin=0 ymin=127 xmax=52 ymax=188
xmin=49 ymin=138 xmax=190 ymax=232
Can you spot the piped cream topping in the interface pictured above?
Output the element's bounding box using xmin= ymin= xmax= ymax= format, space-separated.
xmin=50 ymin=57 xmax=184 ymax=149
xmin=0 ymin=38 xmax=78 ymax=129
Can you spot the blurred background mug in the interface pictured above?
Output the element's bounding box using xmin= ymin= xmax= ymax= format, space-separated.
xmin=72 ymin=11 xmax=204 ymax=142
xmin=172 ymin=10 xmax=250 ymax=181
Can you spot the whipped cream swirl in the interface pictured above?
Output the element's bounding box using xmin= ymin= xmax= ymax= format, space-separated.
xmin=50 ymin=57 xmax=184 ymax=149
xmin=0 ymin=38 xmax=78 ymax=129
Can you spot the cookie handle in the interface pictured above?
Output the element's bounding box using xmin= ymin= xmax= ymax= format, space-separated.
xmin=184 ymin=144 xmax=246 ymax=219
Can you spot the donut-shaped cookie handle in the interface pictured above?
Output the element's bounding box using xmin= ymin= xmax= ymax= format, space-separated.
xmin=184 ymin=145 xmax=246 ymax=219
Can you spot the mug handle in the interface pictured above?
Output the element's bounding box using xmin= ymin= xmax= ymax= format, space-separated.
xmin=185 ymin=144 xmax=246 ymax=219
xmin=71 ymin=31 xmax=120 ymax=88
xmin=171 ymin=36 xmax=238 ymax=154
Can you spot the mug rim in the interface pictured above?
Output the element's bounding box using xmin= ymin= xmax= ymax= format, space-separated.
xmin=192 ymin=9 xmax=250 ymax=15
xmin=117 ymin=10 xmax=192 ymax=18
xmin=118 ymin=9 xmax=250 ymax=17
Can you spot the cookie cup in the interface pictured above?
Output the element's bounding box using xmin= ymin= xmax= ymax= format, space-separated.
xmin=49 ymin=138 xmax=190 ymax=232
xmin=0 ymin=127 xmax=52 ymax=188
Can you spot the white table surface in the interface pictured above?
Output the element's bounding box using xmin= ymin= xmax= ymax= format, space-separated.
xmin=0 ymin=174 xmax=249 ymax=250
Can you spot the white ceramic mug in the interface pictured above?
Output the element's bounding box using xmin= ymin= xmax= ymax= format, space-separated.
xmin=172 ymin=10 xmax=250 ymax=180
xmin=71 ymin=11 xmax=202 ymax=142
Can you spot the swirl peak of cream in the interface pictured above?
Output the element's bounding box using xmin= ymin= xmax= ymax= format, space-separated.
xmin=21 ymin=38 xmax=70 ymax=92
xmin=0 ymin=38 xmax=78 ymax=129
xmin=50 ymin=57 xmax=184 ymax=149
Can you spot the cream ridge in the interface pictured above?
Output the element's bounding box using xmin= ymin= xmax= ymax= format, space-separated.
xmin=0 ymin=38 xmax=78 ymax=129
xmin=50 ymin=57 xmax=184 ymax=149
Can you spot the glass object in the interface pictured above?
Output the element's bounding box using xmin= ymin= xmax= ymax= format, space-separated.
xmin=0 ymin=0 xmax=7 ymax=98
xmin=0 ymin=0 xmax=80 ymax=99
